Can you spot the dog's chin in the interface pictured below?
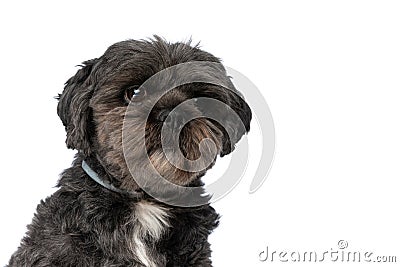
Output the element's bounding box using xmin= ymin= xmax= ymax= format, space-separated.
xmin=147 ymin=146 xmax=218 ymax=186
xmin=140 ymin=119 xmax=223 ymax=186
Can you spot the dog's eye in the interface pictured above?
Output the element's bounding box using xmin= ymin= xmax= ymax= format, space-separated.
xmin=124 ymin=85 xmax=146 ymax=103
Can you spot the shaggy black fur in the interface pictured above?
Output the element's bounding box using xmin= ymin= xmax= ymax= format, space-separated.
xmin=8 ymin=155 xmax=219 ymax=266
xmin=8 ymin=37 xmax=251 ymax=266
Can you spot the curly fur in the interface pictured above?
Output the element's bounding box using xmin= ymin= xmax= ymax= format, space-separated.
xmin=8 ymin=36 xmax=251 ymax=266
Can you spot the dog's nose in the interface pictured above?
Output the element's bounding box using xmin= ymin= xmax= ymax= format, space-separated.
xmin=156 ymin=109 xmax=171 ymax=122
xmin=156 ymin=108 xmax=187 ymax=129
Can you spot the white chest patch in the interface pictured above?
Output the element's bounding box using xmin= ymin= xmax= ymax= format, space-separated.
xmin=130 ymin=201 xmax=170 ymax=267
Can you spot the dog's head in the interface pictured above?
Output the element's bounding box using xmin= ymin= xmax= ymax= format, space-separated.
xmin=57 ymin=37 xmax=251 ymax=191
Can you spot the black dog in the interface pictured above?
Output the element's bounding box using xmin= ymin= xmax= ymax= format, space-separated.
xmin=8 ymin=37 xmax=251 ymax=266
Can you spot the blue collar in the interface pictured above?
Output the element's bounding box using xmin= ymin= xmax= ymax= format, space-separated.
xmin=82 ymin=160 xmax=143 ymax=199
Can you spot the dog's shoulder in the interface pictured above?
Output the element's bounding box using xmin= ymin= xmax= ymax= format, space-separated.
xmin=158 ymin=204 xmax=220 ymax=265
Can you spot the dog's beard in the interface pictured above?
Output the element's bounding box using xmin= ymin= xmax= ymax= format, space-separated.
xmin=100 ymin=106 xmax=223 ymax=190
xmin=145 ymin=118 xmax=223 ymax=185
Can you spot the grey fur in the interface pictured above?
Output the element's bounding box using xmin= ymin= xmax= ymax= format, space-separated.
xmin=8 ymin=36 xmax=252 ymax=266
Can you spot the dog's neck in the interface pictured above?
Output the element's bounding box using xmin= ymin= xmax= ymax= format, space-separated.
xmin=81 ymin=159 xmax=144 ymax=199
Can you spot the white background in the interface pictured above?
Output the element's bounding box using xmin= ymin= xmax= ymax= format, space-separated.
xmin=0 ymin=1 xmax=399 ymax=266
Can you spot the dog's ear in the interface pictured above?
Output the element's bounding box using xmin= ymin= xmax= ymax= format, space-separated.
xmin=57 ymin=58 xmax=98 ymax=156
xmin=220 ymin=89 xmax=252 ymax=157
